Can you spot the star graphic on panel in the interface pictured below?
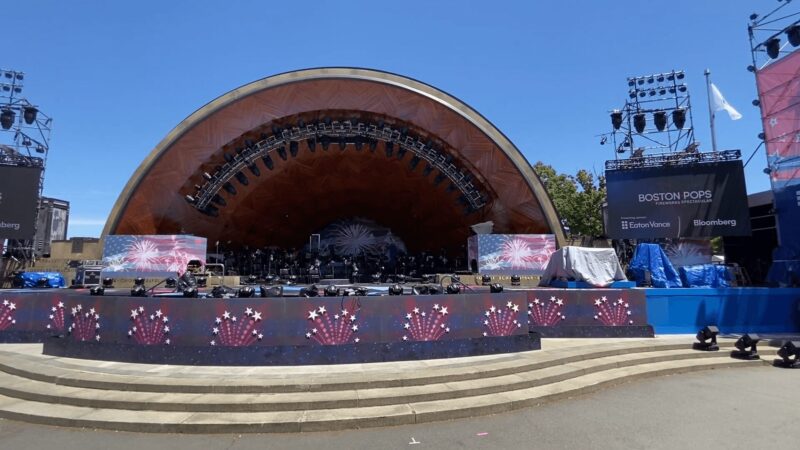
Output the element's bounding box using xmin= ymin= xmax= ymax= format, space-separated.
xmin=222 ymin=311 xmax=231 ymax=320
xmin=318 ymin=306 xmax=326 ymax=314
xmin=601 ymin=296 xmax=607 ymax=302
xmin=485 ymin=311 xmax=490 ymax=317
xmin=351 ymin=325 xmax=358 ymax=332
xmin=138 ymin=306 xmax=144 ymax=313
xmin=58 ymin=301 xmax=64 ymax=308
xmin=312 ymin=328 xmax=318 ymax=334
xmin=440 ymin=306 xmax=448 ymax=315
xmin=162 ymin=316 xmax=168 ymax=323
xmin=490 ymin=306 xmax=496 ymax=313
xmin=484 ymin=320 xmax=489 ymax=325
xmin=165 ymin=339 xmax=171 ymax=345
xmin=155 ymin=310 xmax=163 ymax=318
xmin=49 ymin=314 xmax=54 ymax=320
xmin=76 ymin=304 xmax=83 ymax=311
xmin=402 ymin=336 xmax=408 ymax=341
xmin=215 ymin=317 xmax=221 ymax=324
xmin=164 ymin=326 xmax=170 ymax=333
xmin=405 ymin=313 xmax=412 ymax=320
xmin=354 ymin=338 xmax=360 ymax=343
xmin=130 ymin=309 xmax=138 ymax=319
xmin=2 ymin=300 xmax=7 ymax=306
xmin=212 ymin=327 xmax=219 ymax=335
xmin=252 ymin=311 xmax=262 ymax=321
xmin=231 ymin=316 xmax=237 ymax=322
xmin=556 ymin=299 xmax=563 ymax=306
xmin=433 ymin=304 xmax=439 ymax=310
xmin=421 ymin=312 xmax=426 ymax=317
xmin=257 ymin=334 xmax=263 ymax=340
xmin=549 ymin=296 xmax=556 ymax=302
xmin=404 ymin=323 xmax=410 ymax=329
xmin=308 ymin=310 xmax=319 ymax=320
xmin=341 ymin=309 xmax=349 ymax=316
xmin=210 ymin=340 xmax=216 ymax=346
xmin=334 ymin=314 xmax=340 ymax=320
xmin=506 ymin=301 xmax=513 ymax=308
xmin=51 ymin=306 xmax=57 ymax=312
xmin=483 ymin=332 xmax=488 ymax=337
xmin=245 ymin=307 xmax=253 ymax=316
xmin=512 ymin=304 xmax=520 ymax=312
xmin=770 ymin=117 xmax=778 ymax=127
xmin=305 ymin=332 xmax=312 ymax=338
xmin=95 ymin=335 xmax=100 ymax=341
xmin=149 ymin=314 xmax=155 ymax=321
xmin=89 ymin=308 xmax=96 ymax=315
xmin=594 ymin=299 xmax=602 ymax=306
xmin=413 ymin=307 xmax=419 ymax=314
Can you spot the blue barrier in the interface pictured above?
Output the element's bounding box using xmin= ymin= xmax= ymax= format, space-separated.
xmin=645 ymin=287 xmax=800 ymax=334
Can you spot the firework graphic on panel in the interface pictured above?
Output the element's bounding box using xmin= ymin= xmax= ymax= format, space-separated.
xmin=528 ymin=296 xmax=566 ymax=326
xmin=0 ymin=299 xmax=17 ymax=330
xmin=402 ymin=303 xmax=450 ymax=342
xmin=46 ymin=300 xmax=66 ymax=332
xmin=101 ymin=235 xmax=207 ymax=277
xmin=210 ymin=307 xmax=263 ymax=346
xmin=305 ymin=300 xmax=360 ymax=345
xmin=473 ymin=234 xmax=556 ymax=274
xmin=129 ymin=306 xmax=171 ymax=345
xmin=593 ymin=296 xmax=634 ymax=326
xmin=68 ymin=304 xmax=100 ymax=342
xmin=316 ymin=217 xmax=408 ymax=257
xmin=483 ymin=301 xmax=522 ymax=336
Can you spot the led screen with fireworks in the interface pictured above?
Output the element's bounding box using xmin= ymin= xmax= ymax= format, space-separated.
xmin=101 ymin=235 xmax=207 ymax=278
xmin=468 ymin=234 xmax=556 ymax=275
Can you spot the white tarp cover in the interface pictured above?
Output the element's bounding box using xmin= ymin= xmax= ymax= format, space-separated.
xmin=539 ymin=246 xmax=627 ymax=287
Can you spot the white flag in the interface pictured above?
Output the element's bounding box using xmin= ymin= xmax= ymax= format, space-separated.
xmin=710 ymin=83 xmax=742 ymax=120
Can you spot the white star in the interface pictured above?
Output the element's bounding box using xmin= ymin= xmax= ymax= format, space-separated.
xmin=625 ymin=303 xmax=630 ymax=308
xmin=127 ymin=330 xmax=132 ymax=336
xmin=305 ymin=332 xmax=311 ymax=338
xmin=9 ymin=302 xmax=17 ymax=310
xmin=350 ymin=315 xmax=356 ymax=321
xmin=308 ymin=310 xmax=319 ymax=320
xmin=222 ymin=311 xmax=231 ymax=320
xmin=132 ymin=326 xmax=137 ymax=332
xmin=485 ymin=311 xmax=490 ymax=317
xmin=138 ymin=306 xmax=144 ymax=312
xmin=76 ymin=304 xmax=83 ymax=311
xmin=341 ymin=309 xmax=348 ymax=316
xmin=601 ymin=296 xmax=607 ymax=302
xmin=95 ymin=323 xmax=100 ymax=329
xmin=595 ymin=299 xmax=602 ymax=306
xmin=421 ymin=312 xmax=426 ymax=317
xmin=318 ymin=306 xmax=326 ymax=314
xmin=51 ymin=306 xmax=57 ymax=312
xmin=482 ymin=332 xmax=488 ymax=337
xmin=627 ymin=310 xmax=632 ymax=315
xmin=165 ymin=339 xmax=170 ymax=345
xmin=162 ymin=316 xmax=168 ymax=323
xmin=352 ymin=325 xmax=358 ymax=332
xmin=49 ymin=314 xmax=54 ymax=319
xmin=629 ymin=320 xmax=634 ymax=324
xmin=231 ymin=316 xmax=237 ymax=322
xmin=354 ymin=337 xmax=360 ymax=343
xmin=257 ymin=333 xmax=263 ymax=340
xmin=440 ymin=323 xmax=445 ymax=328
xmin=210 ymin=340 xmax=216 ymax=346
xmin=556 ymin=299 xmax=563 ymax=306
xmin=2 ymin=300 xmax=7 ymax=306
xmin=594 ymin=315 xmax=599 ymax=320
xmin=95 ymin=335 xmax=100 ymax=341
xmin=253 ymin=311 xmax=262 ymax=321
xmin=334 ymin=314 xmax=340 ymax=320
xmin=405 ymin=313 xmax=412 ymax=319
xmin=71 ymin=307 xmax=77 ymax=315
xmin=312 ymin=328 xmax=318 ymax=334
xmin=164 ymin=326 xmax=170 ymax=333
xmin=433 ymin=304 xmax=440 ymax=310
xmin=770 ymin=117 xmax=778 ymax=127
xmin=57 ymin=301 xmax=64 ymax=308
xmin=484 ymin=320 xmax=489 ymax=325
xmin=413 ymin=307 xmax=419 ymax=314
xmin=150 ymin=314 xmax=155 ymax=321
xmin=617 ymin=298 xmax=624 ymax=305
xmin=245 ymin=307 xmax=253 ymax=316
xmin=549 ymin=296 xmax=556 ymax=302
xmin=212 ymin=327 xmax=219 ymax=334
xmin=440 ymin=306 xmax=448 ymax=315
xmin=404 ymin=323 xmax=410 ymax=329
xmin=215 ymin=317 xmax=221 ymax=324
xmin=402 ymin=335 xmax=408 ymax=341
xmin=506 ymin=301 xmax=512 ymax=308
xmin=252 ymin=329 xmax=258 ymax=335
xmin=445 ymin=327 xmax=450 ymax=332
xmin=155 ymin=310 xmax=163 ymax=318
xmin=130 ymin=310 xmax=138 ymax=319
xmin=512 ymin=304 xmax=520 ymax=312
xmin=90 ymin=308 xmax=96 ymax=315
xmin=490 ymin=306 xmax=496 ymax=313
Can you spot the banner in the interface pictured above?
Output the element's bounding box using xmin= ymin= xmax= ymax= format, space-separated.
xmin=605 ymin=161 xmax=750 ymax=238
xmin=467 ymin=234 xmax=556 ymax=275
xmin=0 ymin=166 xmax=41 ymax=240
xmin=101 ymin=235 xmax=207 ymax=278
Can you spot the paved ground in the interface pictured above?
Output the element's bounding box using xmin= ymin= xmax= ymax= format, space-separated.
xmin=0 ymin=365 xmax=796 ymax=450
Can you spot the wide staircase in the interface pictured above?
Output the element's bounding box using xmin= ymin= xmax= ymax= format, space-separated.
xmin=0 ymin=337 xmax=774 ymax=433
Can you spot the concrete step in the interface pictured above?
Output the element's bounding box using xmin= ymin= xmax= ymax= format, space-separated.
xmin=0 ymin=347 xmax=774 ymax=413
xmin=0 ymin=355 xmax=766 ymax=433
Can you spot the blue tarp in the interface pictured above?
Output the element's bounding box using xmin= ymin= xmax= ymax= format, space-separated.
xmin=629 ymin=243 xmax=683 ymax=288
xmin=679 ymin=264 xmax=730 ymax=288
xmin=15 ymin=272 xmax=66 ymax=288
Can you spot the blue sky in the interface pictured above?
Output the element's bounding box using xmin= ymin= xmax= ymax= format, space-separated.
xmin=2 ymin=0 xmax=775 ymax=237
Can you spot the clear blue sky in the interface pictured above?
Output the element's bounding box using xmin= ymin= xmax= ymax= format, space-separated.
xmin=2 ymin=0 xmax=774 ymax=238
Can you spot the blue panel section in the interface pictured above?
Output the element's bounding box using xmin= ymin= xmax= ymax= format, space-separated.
xmin=645 ymin=288 xmax=800 ymax=334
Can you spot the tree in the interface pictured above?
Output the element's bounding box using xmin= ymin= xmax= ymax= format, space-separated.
xmin=533 ymin=162 xmax=606 ymax=237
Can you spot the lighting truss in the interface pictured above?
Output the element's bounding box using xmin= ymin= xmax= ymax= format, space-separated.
xmin=748 ymin=1 xmax=800 ymax=70
xmin=187 ymin=119 xmax=488 ymax=214
xmin=605 ymin=149 xmax=741 ymax=171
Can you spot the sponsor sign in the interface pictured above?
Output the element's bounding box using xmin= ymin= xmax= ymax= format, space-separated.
xmin=606 ymin=161 xmax=751 ymax=238
xmin=0 ymin=166 xmax=41 ymax=240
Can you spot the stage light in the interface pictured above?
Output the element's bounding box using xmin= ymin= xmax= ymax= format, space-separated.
xmin=693 ymin=325 xmax=719 ymax=351
xmin=320 ymin=135 xmax=331 ymax=150
xmin=182 ymin=286 xmax=198 ymax=298
xmin=276 ymin=146 xmax=287 ymax=160
xmin=776 ymin=341 xmax=800 ymax=368
xmin=197 ymin=276 xmax=207 ymax=287
xmin=766 ymin=38 xmax=781 ymax=59
xmin=637 ymin=79 xmax=644 ymax=85
xmin=212 ymin=194 xmax=226 ymax=206
xmin=629 ymin=91 xmax=637 ymax=99
xmin=384 ymin=141 xmax=394 ymax=157
xmin=211 ymin=286 xmax=226 ymax=298
xmin=307 ymin=138 xmax=316 ymax=152
xmin=262 ymin=154 xmax=274 ymax=170
xmin=658 ymin=89 xmax=666 ymax=95
xmin=446 ymin=283 xmax=461 ymax=294
xmin=628 ymin=79 xmax=635 ymax=87
xmin=234 ymin=171 xmax=249 ymax=186
xmin=648 ymin=90 xmax=656 ymax=96
xmin=732 ymin=333 xmax=761 ymax=360
xmin=678 ymin=85 xmax=687 ymax=93
xmin=481 ymin=274 xmax=491 ymax=286
xmin=752 ymin=99 xmax=760 ymax=106
xmin=657 ymin=75 xmax=665 ymax=82
xmin=389 ymin=284 xmax=404 ymax=295
xmin=204 ymin=205 xmax=219 ymax=217
xmin=324 ymin=285 xmax=339 ymax=297
xmin=511 ymin=275 xmax=521 ymax=286
xmin=489 ymin=283 xmax=504 ymax=293
xmin=131 ymin=285 xmax=147 ymax=297
xmin=427 ymin=285 xmax=441 ymax=295
xmin=639 ymin=91 xmax=646 ymax=98
xmin=247 ymin=163 xmax=260 ymax=176
xmin=134 ymin=277 xmax=145 ymax=287
xmin=166 ymin=277 xmax=177 ymax=288
xmin=354 ymin=137 xmax=363 ymax=151
xmin=672 ymin=108 xmax=686 ymax=129
xmin=289 ymin=141 xmax=299 ymax=157
xmin=338 ymin=136 xmax=347 ymax=150
xmin=633 ymin=113 xmax=646 ymax=133
xmin=610 ymin=110 xmax=623 ymax=130
xmin=788 ymin=25 xmax=800 ymax=47
xmin=203 ymin=172 xmax=213 ymax=181
xmin=0 ymin=109 xmax=14 ymax=130
xmin=368 ymin=139 xmax=378 ymax=152
xmin=647 ymin=77 xmax=654 ymax=84
xmin=653 ymin=110 xmax=667 ymax=131
xmin=747 ymin=65 xmax=756 ymax=72
xmin=22 ymin=106 xmax=37 ymax=124
xmin=676 ymin=72 xmax=684 ymax=80
xmin=102 ymin=277 xmax=114 ymax=288
xmin=223 ymin=182 xmax=237 ymax=195
xmin=667 ymin=74 xmax=675 ymax=81
xmin=600 ymin=136 xmax=607 ymax=145
xmin=300 ymin=285 xmax=318 ymax=297
xmin=238 ymin=286 xmax=255 ymax=298
xmin=758 ymin=132 xmax=766 ymax=140
xmin=750 ymin=13 xmax=758 ymax=21
xmin=260 ymin=285 xmax=283 ymax=297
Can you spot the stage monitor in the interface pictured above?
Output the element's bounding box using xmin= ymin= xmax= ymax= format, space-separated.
xmin=0 ymin=166 xmax=41 ymax=240
xmin=605 ymin=160 xmax=751 ymax=239
xmin=101 ymin=235 xmax=207 ymax=278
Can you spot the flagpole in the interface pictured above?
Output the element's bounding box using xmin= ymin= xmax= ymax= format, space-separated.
xmin=704 ymin=69 xmax=718 ymax=152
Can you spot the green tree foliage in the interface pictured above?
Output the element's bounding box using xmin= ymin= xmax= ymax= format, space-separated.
xmin=533 ymin=162 xmax=606 ymax=237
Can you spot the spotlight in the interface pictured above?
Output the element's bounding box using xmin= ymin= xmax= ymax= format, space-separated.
xmin=237 ymin=286 xmax=255 ymax=298
xmin=776 ymin=341 xmax=800 ymax=368
xmin=182 ymin=286 xmax=198 ymax=298
xmin=260 ymin=285 xmax=283 ymax=297
xmin=446 ymin=283 xmax=461 ymax=294
xmin=307 ymin=138 xmax=316 ymax=152
xmin=489 ymin=283 xmax=504 ymax=293
xmin=511 ymin=275 xmax=521 ymax=286
xmin=427 ymin=285 xmax=441 ymax=295
xmin=211 ymin=194 xmax=226 ymax=206
xmin=628 ymin=79 xmax=635 ymax=87
xmin=389 ymin=284 xmax=404 ymax=295
xmin=750 ymin=13 xmax=758 ymax=21
xmin=134 ymin=277 xmax=145 ymax=287
xmin=481 ymin=274 xmax=491 ymax=285
xmin=368 ymin=139 xmax=378 ymax=152
xmin=732 ymin=333 xmax=761 ymax=360
xmin=657 ymin=75 xmax=665 ymax=82
xmin=0 ymin=109 xmax=14 ymax=130
xmin=262 ymin=154 xmax=274 ymax=170
xmin=672 ymin=108 xmax=686 ymax=129
xmin=320 ymin=135 xmax=331 ymax=150
xmin=131 ymin=285 xmax=147 ymax=297
xmin=211 ymin=286 xmax=226 ymax=298
xmin=102 ymin=277 xmax=114 ymax=288
xmin=600 ymin=135 xmax=607 ymax=145
xmin=277 ymin=146 xmax=287 ymax=160
xmin=647 ymin=77 xmax=654 ymax=84
xmin=766 ymin=38 xmax=781 ymax=59
xmin=676 ymin=72 xmax=684 ymax=80
xmin=693 ymin=325 xmax=719 ymax=351
xmin=203 ymin=205 xmax=219 ymax=217
xmin=324 ymin=285 xmax=339 ymax=297
xmin=653 ymin=110 xmax=667 ymax=131
xmin=197 ymin=276 xmax=207 ymax=287
xmin=788 ymin=25 xmax=800 ymax=47
xmin=639 ymin=91 xmax=646 ymax=98
xmin=300 ymin=285 xmax=319 ymax=297
xmin=633 ymin=113 xmax=646 ymax=133
xmin=637 ymin=79 xmax=644 ymax=85
xmin=23 ymin=106 xmax=37 ymax=124
xmin=223 ymin=182 xmax=237 ymax=195
xmin=89 ymin=285 xmax=105 ymax=296
xmin=758 ymin=132 xmax=766 ymax=140
xmin=289 ymin=141 xmax=299 ymax=157
xmin=338 ymin=136 xmax=347 ymax=150
xmin=203 ymin=172 xmax=213 ymax=181
xmin=165 ymin=277 xmax=177 ymax=288
xmin=247 ymin=163 xmax=260 ymax=176
xmin=610 ymin=110 xmax=623 ymax=130
xmin=384 ymin=141 xmax=394 ymax=157
xmin=629 ymin=91 xmax=637 ymax=99
xmin=752 ymin=99 xmax=760 ymax=106
xmin=747 ymin=65 xmax=756 ymax=72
